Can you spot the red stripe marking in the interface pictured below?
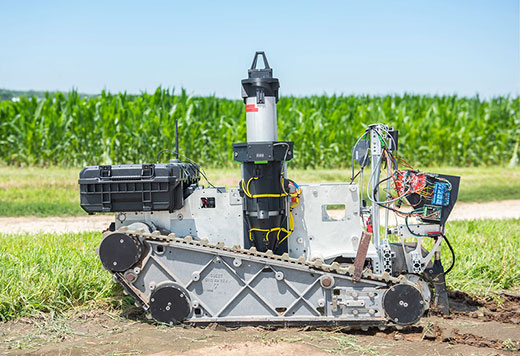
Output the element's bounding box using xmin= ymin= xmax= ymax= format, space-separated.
xmin=246 ymin=104 xmax=258 ymax=112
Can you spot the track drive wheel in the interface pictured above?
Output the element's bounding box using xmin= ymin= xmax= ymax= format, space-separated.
xmin=98 ymin=232 xmax=143 ymax=272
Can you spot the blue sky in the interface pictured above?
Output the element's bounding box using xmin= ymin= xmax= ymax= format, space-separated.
xmin=1 ymin=1 xmax=518 ymax=98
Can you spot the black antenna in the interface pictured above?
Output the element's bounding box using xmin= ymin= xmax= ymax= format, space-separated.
xmin=175 ymin=117 xmax=179 ymax=160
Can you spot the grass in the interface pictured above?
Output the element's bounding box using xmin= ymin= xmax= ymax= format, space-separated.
xmin=0 ymin=166 xmax=519 ymax=217
xmin=0 ymin=219 xmax=519 ymax=321
xmin=441 ymin=219 xmax=520 ymax=293
xmin=0 ymin=167 xmax=82 ymax=216
xmin=0 ymin=231 xmax=119 ymax=321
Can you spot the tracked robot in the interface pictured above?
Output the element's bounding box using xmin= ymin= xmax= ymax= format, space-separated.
xmin=79 ymin=52 xmax=460 ymax=327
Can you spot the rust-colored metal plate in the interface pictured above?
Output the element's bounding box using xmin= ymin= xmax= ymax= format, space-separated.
xmin=353 ymin=231 xmax=372 ymax=282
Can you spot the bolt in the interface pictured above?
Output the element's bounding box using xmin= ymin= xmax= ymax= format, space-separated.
xmin=125 ymin=272 xmax=137 ymax=283
xmin=320 ymin=276 xmax=334 ymax=288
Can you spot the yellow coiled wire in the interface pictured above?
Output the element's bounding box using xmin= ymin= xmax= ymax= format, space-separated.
xmin=243 ymin=173 xmax=301 ymax=244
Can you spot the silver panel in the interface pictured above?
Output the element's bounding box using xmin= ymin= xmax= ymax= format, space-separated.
xmin=118 ymin=188 xmax=244 ymax=248
xmin=290 ymin=183 xmax=378 ymax=262
xmin=130 ymin=239 xmax=386 ymax=323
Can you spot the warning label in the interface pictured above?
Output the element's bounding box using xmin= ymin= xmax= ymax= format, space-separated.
xmin=246 ymin=104 xmax=258 ymax=112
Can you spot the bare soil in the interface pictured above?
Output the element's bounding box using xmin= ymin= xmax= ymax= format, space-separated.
xmin=1 ymin=292 xmax=519 ymax=356
xmin=1 ymin=200 xmax=519 ymax=235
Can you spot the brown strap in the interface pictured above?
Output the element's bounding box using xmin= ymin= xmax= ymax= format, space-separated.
xmin=353 ymin=231 xmax=372 ymax=282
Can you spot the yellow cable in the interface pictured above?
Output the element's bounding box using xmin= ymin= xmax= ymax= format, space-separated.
xmin=245 ymin=180 xmax=302 ymax=246
xmin=278 ymin=188 xmax=301 ymax=244
xmin=249 ymin=227 xmax=290 ymax=242
xmin=241 ymin=176 xmax=289 ymax=199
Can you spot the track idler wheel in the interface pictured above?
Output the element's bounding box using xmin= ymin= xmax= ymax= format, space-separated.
xmin=383 ymin=284 xmax=425 ymax=325
xmin=99 ymin=232 xmax=143 ymax=272
xmin=150 ymin=285 xmax=191 ymax=324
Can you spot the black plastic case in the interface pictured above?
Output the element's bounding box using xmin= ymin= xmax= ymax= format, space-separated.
xmin=79 ymin=162 xmax=200 ymax=213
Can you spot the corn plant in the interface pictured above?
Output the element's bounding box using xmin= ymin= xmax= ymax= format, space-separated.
xmin=0 ymin=89 xmax=518 ymax=168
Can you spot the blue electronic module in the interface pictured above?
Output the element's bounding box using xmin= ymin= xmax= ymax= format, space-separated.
xmin=432 ymin=182 xmax=450 ymax=206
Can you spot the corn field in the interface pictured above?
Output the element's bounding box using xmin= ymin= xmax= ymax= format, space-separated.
xmin=0 ymin=89 xmax=518 ymax=168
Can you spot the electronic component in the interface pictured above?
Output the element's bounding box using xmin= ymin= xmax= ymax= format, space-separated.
xmin=432 ymin=182 xmax=450 ymax=206
xmin=353 ymin=139 xmax=370 ymax=165
xmin=421 ymin=204 xmax=442 ymax=221
xmin=388 ymin=128 xmax=398 ymax=152
xmin=394 ymin=170 xmax=427 ymax=196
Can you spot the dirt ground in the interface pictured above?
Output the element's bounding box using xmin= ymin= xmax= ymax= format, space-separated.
xmin=1 ymin=291 xmax=519 ymax=356
xmin=1 ymin=200 xmax=519 ymax=235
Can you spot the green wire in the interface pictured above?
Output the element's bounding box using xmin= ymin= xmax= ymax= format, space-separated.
xmin=405 ymin=213 xmax=429 ymax=237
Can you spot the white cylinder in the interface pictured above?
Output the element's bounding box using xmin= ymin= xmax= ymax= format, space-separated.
xmin=245 ymin=96 xmax=278 ymax=142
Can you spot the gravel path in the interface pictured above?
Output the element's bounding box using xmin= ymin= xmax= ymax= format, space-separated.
xmin=0 ymin=200 xmax=519 ymax=234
